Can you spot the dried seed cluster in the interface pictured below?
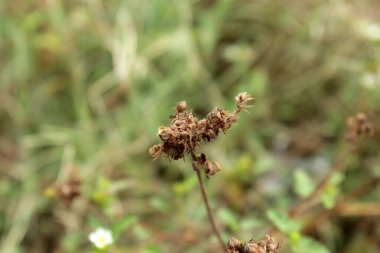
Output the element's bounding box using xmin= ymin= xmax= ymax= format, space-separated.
xmin=226 ymin=235 xmax=280 ymax=253
xmin=45 ymin=169 xmax=81 ymax=207
xmin=149 ymin=92 xmax=253 ymax=162
xmin=345 ymin=112 xmax=374 ymax=145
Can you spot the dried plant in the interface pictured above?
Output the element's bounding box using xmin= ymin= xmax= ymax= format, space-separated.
xmin=45 ymin=169 xmax=82 ymax=207
xmin=149 ymin=93 xmax=256 ymax=250
xmin=149 ymin=92 xmax=253 ymax=174
xmin=225 ymin=235 xmax=280 ymax=253
xmin=345 ymin=112 xmax=374 ymax=146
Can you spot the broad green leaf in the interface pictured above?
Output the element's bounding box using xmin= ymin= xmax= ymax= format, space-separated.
xmin=294 ymin=169 xmax=315 ymax=198
xmin=292 ymin=236 xmax=331 ymax=253
xmin=267 ymin=210 xmax=302 ymax=233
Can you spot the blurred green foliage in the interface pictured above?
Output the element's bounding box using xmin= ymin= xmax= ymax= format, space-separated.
xmin=0 ymin=0 xmax=379 ymax=252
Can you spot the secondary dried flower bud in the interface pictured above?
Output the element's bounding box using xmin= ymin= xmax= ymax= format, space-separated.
xmin=176 ymin=101 xmax=187 ymax=113
xmin=149 ymin=144 xmax=163 ymax=160
xmin=158 ymin=126 xmax=173 ymax=141
xmin=260 ymin=235 xmax=280 ymax=253
xmin=47 ymin=168 xmax=82 ymax=207
xmin=345 ymin=112 xmax=374 ymax=146
xmin=235 ymin=92 xmax=254 ymax=113
xmin=356 ymin=112 xmax=367 ymax=123
xmin=227 ymin=237 xmax=243 ymax=250
xmin=197 ymin=153 xmax=207 ymax=164
xmin=243 ymin=241 xmax=261 ymax=253
xmin=205 ymin=160 xmax=221 ymax=178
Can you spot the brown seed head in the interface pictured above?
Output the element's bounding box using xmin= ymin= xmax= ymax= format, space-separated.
xmin=260 ymin=235 xmax=280 ymax=253
xmin=227 ymin=237 xmax=243 ymax=250
xmin=345 ymin=112 xmax=374 ymax=146
xmin=243 ymin=241 xmax=261 ymax=253
xmin=356 ymin=112 xmax=367 ymax=123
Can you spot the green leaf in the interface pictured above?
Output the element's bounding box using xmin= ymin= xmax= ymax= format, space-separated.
xmin=294 ymin=169 xmax=315 ymax=198
xmin=320 ymin=172 xmax=344 ymax=209
xmin=292 ymin=236 xmax=331 ymax=253
xmin=267 ymin=210 xmax=302 ymax=233
xmin=112 ymin=215 xmax=138 ymax=240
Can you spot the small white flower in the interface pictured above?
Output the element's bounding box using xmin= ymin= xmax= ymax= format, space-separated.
xmin=88 ymin=227 xmax=113 ymax=249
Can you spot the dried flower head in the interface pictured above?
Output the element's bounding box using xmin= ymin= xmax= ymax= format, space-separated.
xmin=345 ymin=112 xmax=374 ymax=145
xmin=149 ymin=92 xmax=253 ymax=177
xmin=45 ymin=168 xmax=81 ymax=207
xmin=235 ymin=92 xmax=254 ymax=113
xmin=225 ymin=235 xmax=280 ymax=253
xmin=227 ymin=237 xmax=243 ymax=251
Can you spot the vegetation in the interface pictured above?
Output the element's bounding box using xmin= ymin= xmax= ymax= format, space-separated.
xmin=0 ymin=0 xmax=379 ymax=253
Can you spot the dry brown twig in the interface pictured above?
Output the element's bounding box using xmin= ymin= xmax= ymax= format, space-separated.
xmin=149 ymin=92 xmax=254 ymax=251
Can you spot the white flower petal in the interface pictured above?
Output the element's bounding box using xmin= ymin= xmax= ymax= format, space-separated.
xmin=88 ymin=227 xmax=114 ymax=249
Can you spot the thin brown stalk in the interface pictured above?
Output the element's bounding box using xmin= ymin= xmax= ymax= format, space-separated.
xmin=191 ymin=157 xmax=225 ymax=251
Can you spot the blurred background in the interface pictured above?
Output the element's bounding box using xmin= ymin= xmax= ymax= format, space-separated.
xmin=0 ymin=0 xmax=379 ymax=252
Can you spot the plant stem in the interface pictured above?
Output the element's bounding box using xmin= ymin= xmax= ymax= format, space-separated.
xmin=192 ymin=158 xmax=225 ymax=251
